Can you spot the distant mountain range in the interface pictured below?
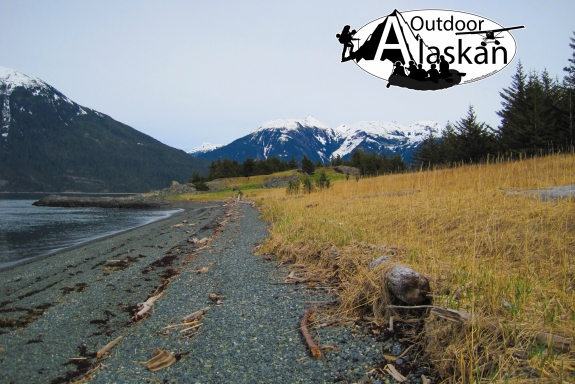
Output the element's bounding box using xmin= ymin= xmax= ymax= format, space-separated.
xmin=188 ymin=116 xmax=441 ymax=164
xmin=0 ymin=67 xmax=208 ymax=192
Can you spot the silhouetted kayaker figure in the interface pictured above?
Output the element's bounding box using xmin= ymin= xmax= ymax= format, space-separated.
xmin=336 ymin=25 xmax=358 ymax=61
xmin=416 ymin=64 xmax=427 ymax=80
xmin=392 ymin=61 xmax=407 ymax=76
xmin=439 ymin=55 xmax=452 ymax=78
xmin=407 ymin=61 xmax=418 ymax=79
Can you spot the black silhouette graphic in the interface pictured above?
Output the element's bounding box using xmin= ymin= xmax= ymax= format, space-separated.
xmin=392 ymin=61 xmax=407 ymax=76
xmin=339 ymin=9 xmax=466 ymax=91
xmin=336 ymin=25 xmax=359 ymax=62
xmin=346 ymin=9 xmax=418 ymax=65
xmin=455 ymin=25 xmax=524 ymax=46
xmin=407 ymin=61 xmax=418 ymax=79
xmin=427 ymin=64 xmax=439 ymax=83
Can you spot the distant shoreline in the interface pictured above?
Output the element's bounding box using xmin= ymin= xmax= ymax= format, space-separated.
xmin=0 ymin=191 xmax=138 ymax=195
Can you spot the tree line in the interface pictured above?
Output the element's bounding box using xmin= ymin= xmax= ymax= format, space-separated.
xmin=413 ymin=31 xmax=575 ymax=167
xmin=331 ymin=151 xmax=406 ymax=176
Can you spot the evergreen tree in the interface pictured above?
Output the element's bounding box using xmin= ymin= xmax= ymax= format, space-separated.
xmin=316 ymin=171 xmax=330 ymax=189
xmin=450 ymin=105 xmax=496 ymax=163
xmin=563 ymin=31 xmax=575 ymax=146
xmin=347 ymin=148 xmax=364 ymax=169
xmin=331 ymin=154 xmax=343 ymax=166
xmin=302 ymin=177 xmax=314 ymax=193
xmin=301 ymin=155 xmax=315 ymax=174
xmin=242 ymin=157 xmax=256 ymax=177
xmin=564 ymin=31 xmax=575 ymax=89
xmin=411 ymin=132 xmax=442 ymax=167
xmin=288 ymin=156 xmax=299 ymax=169
xmin=496 ymin=61 xmax=528 ymax=152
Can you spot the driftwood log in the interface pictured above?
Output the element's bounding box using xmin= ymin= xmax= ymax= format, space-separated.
xmin=135 ymin=293 xmax=164 ymax=319
xmin=182 ymin=307 xmax=210 ymax=322
xmin=301 ymin=309 xmax=322 ymax=358
xmin=96 ymin=335 xmax=125 ymax=359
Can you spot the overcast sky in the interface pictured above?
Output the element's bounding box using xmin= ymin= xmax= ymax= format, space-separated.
xmin=1 ymin=1 xmax=574 ymax=151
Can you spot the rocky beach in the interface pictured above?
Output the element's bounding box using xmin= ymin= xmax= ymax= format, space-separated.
xmin=0 ymin=200 xmax=428 ymax=383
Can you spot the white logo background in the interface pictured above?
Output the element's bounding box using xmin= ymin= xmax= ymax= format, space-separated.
xmin=354 ymin=9 xmax=518 ymax=85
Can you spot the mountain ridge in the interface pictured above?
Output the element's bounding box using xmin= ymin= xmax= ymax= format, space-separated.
xmin=0 ymin=67 xmax=208 ymax=192
xmin=190 ymin=116 xmax=441 ymax=164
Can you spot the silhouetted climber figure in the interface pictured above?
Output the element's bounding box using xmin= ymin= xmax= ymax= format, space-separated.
xmin=407 ymin=61 xmax=418 ymax=79
xmin=336 ymin=25 xmax=358 ymax=61
xmin=427 ymin=63 xmax=439 ymax=83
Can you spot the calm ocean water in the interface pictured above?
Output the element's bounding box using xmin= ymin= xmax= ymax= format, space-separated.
xmin=0 ymin=193 xmax=181 ymax=269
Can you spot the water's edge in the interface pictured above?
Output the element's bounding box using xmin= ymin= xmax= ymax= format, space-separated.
xmin=0 ymin=207 xmax=184 ymax=271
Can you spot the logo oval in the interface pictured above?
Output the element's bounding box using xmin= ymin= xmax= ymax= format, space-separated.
xmin=344 ymin=9 xmax=522 ymax=90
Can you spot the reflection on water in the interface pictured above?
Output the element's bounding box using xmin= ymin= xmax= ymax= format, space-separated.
xmin=0 ymin=194 xmax=180 ymax=269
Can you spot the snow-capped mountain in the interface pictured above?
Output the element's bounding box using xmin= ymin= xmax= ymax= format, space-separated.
xmin=1 ymin=66 xmax=88 ymax=140
xmin=187 ymin=142 xmax=225 ymax=155
xmin=191 ymin=116 xmax=441 ymax=164
xmin=0 ymin=66 xmax=207 ymax=192
xmin=191 ymin=116 xmax=342 ymax=163
xmin=332 ymin=120 xmax=440 ymax=160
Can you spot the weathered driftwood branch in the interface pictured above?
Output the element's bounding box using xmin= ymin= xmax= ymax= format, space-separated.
xmin=536 ymin=332 xmax=572 ymax=352
xmin=96 ymin=335 xmax=125 ymax=359
xmin=384 ymin=364 xmax=407 ymax=382
xmin=136 ymin=293 xmax=164 ymax=319
xmin=182 ymin=307 xmax=210 ymax=322
xmin=146 ymin=349 xmax=176 ymax=371
xmin=387 ymin=305 xmax=472 ymax=323
xmin=301 ymin=309 xmax=322 ymax=358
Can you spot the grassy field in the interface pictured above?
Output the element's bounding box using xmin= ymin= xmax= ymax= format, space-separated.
xmin=177 ymin=155 xmax=575 ymax=383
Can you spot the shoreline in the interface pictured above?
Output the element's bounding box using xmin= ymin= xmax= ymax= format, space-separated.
xmin=1 ymin=200 xmax=427 ymax=383
xmin=0 ymin=200 xmax=229 ymax=383
xmin=0 ymin=206 xmax=185 ymax=272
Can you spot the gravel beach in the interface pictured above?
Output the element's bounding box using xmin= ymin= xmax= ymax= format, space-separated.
xmin=0 ymin=201 xmax=430 ymax=384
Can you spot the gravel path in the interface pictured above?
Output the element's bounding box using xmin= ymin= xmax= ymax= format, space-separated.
xmin=0 ymin=201 xmax=430 ymax=384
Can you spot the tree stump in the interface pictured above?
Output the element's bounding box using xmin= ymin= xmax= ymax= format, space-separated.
xmin=385 ymin=265 xmax=430 ymax=305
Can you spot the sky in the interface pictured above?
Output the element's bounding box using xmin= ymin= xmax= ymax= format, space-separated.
xmin=1 ymin=1 xmax=574 ymax=152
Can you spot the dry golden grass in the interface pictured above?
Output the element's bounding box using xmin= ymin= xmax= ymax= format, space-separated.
xmin=251 ymin=154 xmax=575 ymax=383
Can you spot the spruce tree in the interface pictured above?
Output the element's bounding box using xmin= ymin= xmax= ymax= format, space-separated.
xmin=496 ymin=61 xmax=527 ymax=152
xmin=451 ymin=106 xmax=496 ymax=163
xmin=412 ymin=132 xmax=442 ymax=167
xmin=563 ymin=31 xmax=575 ymax=146
xmin=288 ymin=156 xmax=299 ymax=169
xmin=301 ymin=155 xmax=315 ymax=174
xmin=564 ymin=31 xmax=575 ymax=89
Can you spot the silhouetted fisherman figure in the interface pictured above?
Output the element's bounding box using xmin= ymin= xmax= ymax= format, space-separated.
xmin=336 ymin=25 xmax=359 ymax=62
xmin=427 ymin=63 xmax=439 ymax=83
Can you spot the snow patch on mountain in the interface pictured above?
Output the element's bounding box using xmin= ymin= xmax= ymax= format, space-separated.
xmin=253 ymin=115 xmax=331 ymax=133
xmin=331 ymin=120 xmax=441 ymax=158
xmin=193 ymin=116 xmax=441 ymax=164
xmin=1 ymin=67 xmax=51 ymax=139
xmin=188 ymin=142 xmax=225 ymax=155
xmin=0 ymin=67 xmax=49 ymax=95
xmin=1 ymin=66 xmax=92 ymax=140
